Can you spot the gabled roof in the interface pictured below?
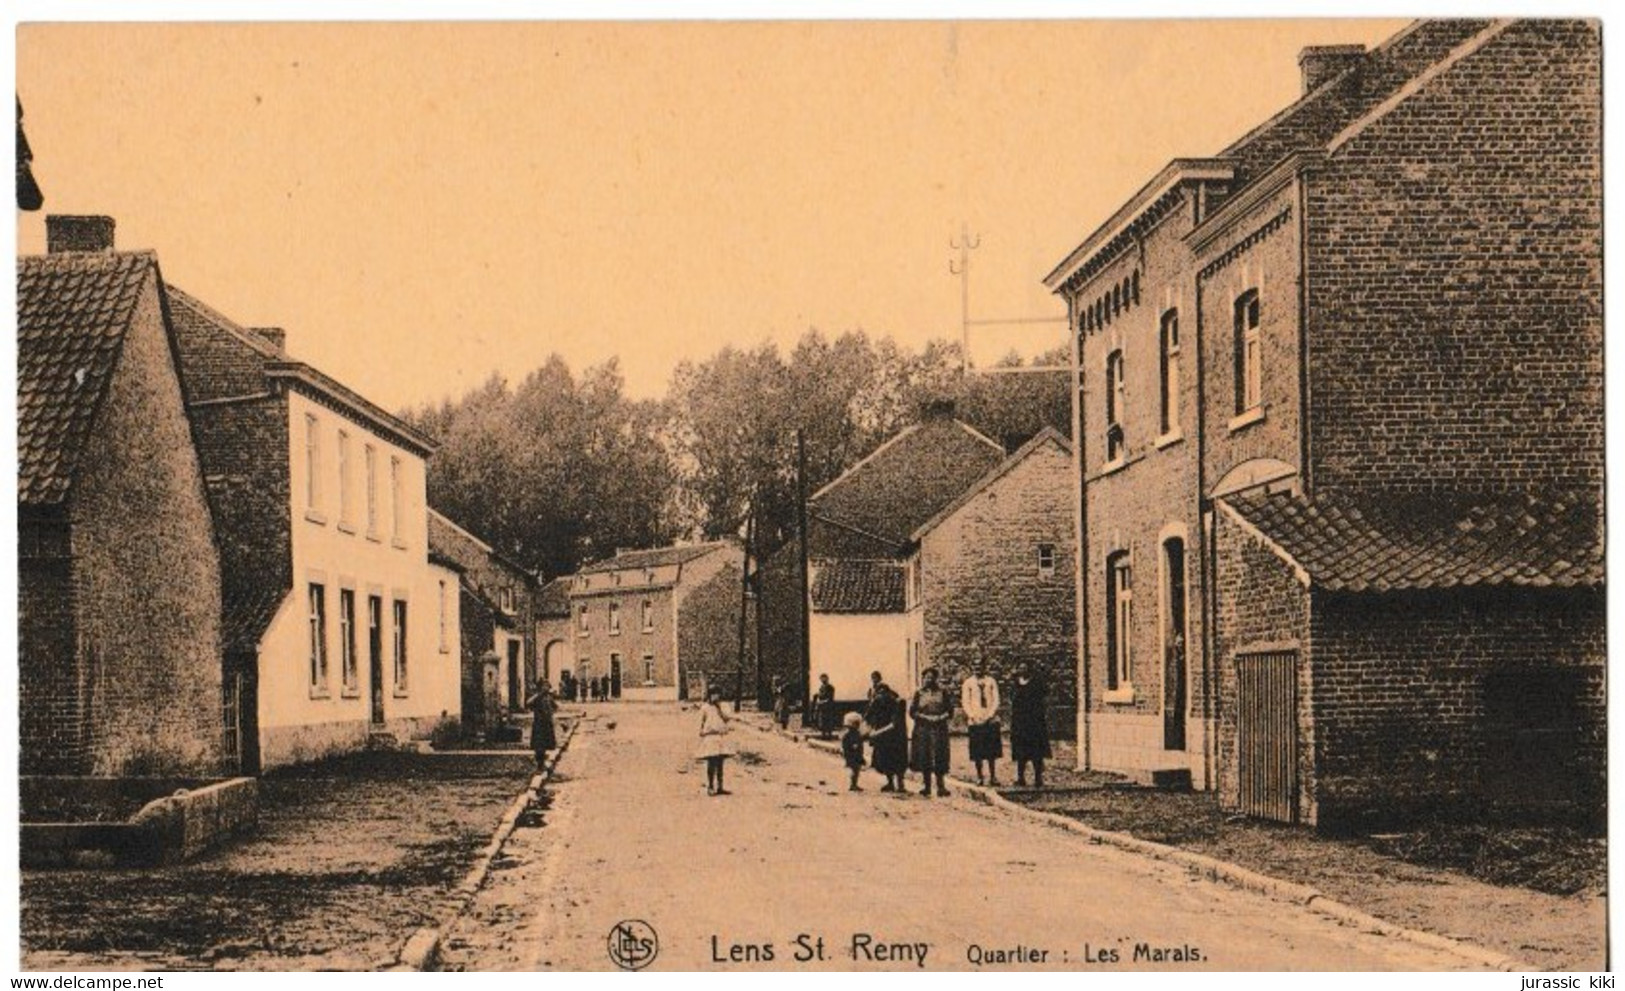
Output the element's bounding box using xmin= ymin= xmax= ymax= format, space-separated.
xmin=537 ymin=577 xmax=573 ymax=618
xmin=18 ymin=250 xmax=159 ymax=508
xmin=1219 ymin=490 xmax=1603 ymax=593
xmin=810 ymin=417 xmax=1005 ymax=548
xmin=810 ymin=559 xmax=906 ymax=614
xmin=577 ymin=540 xmax=736 ymax=575
xmin=911 ymin=427 xmax=1072 ymax=541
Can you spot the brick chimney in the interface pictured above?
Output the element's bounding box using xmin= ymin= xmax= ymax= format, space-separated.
xmin=1298 ymin=44 xmax=1366 ymax=94
xmin=47 ymin=214 xmax=116 ymax=253
xmin=251 ymin=327 xmax=287 ymax=351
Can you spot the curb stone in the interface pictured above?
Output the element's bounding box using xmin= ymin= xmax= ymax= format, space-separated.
xmin=395 ymin=715 xmax=583 ymax=971
xmin=750 ymin=711 xmax=1535 ymax=973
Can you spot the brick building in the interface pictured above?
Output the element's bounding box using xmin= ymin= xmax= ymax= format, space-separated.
xmin=427 ymin=508 xmax=539 ymax=730
xmin=169 ymin=267 xmax=461 ymax=771
xmin=763 ymin=412 xmax=1076 ymax=726
xmin=535 ymin=577 xmax=574 ymax=691
xmin=1044 ymin=20 xmax=1602 ymax=826
xmin=567 ymin=542 xmax=747 ymax=701
xmin=18 ymin=218 xmax=225 ymax=776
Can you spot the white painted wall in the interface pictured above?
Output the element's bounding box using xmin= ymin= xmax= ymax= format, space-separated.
xmin=809 ymin=611 xmax=911 ymax=703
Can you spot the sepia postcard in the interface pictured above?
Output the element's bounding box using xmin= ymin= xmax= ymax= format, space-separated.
xmin=9 ymin=11 xmax=1609 ymax=975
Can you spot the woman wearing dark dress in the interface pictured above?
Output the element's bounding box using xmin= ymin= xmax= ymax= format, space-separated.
xmin=1010 ymin=664 xmax=1052 ymax=789
xmin=526 ymin=680 xmax=559 ymax=772
xmin=909 ymin=667 xmax=953 ymax=798
xmin=812 ymin=673 xmax=837 ymax=739
xmin=863 ymin=682 xmax=908 ymax=792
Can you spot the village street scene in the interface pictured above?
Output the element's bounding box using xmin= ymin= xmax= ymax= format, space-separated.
xmin=14 ymin=16 xmax=1605 ymax=974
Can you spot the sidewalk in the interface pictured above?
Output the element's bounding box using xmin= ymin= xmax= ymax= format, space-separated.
xmin=758 ymin=714 xmax=1604 ymax=971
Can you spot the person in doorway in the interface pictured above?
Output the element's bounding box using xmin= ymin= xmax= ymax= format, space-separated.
xmin=1010 ymin=662 xmax=1052 ymax=789
xmin=696 ymin=686 xmax=734 ymax=796
xmin=812 ymin=673 xmax=837 ymax=739
xmin=840 ymin=711 xmax=866 ymax=791
xmin=961 ymin=658 xmax=1003 ymax=786
xmin=864 ymin=681 xmax=908 ymax=792
xmin=909 ymin=667 xmax=953 ymax=798
xmin=525 ymin=680 xmax=558 ymax=772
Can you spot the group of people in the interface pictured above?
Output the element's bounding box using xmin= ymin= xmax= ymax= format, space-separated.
xmin=558 ymin=670 xmax=614 ymax=703
xmin=841 ymin=661 xmax=1052 ymax=796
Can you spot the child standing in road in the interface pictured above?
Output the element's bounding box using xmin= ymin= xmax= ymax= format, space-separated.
xmin=841 ymin=711 xmax=866 ymax=791
xmin=696 ymin=686 xmax=734 ymax=796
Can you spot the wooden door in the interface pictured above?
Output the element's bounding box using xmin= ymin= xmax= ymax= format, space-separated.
xmin=1237 ymin=650 xmax=1297 ymax=823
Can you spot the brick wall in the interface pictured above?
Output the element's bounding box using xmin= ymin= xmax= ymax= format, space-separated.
xmin=1212 ymin=508 xmax=1314 ymax=822
xmin=677 ymin=563 xmax=754 ymax=701
xmin=67 ymin=280 xmax=225 ymax=776
xmin=428 ymin=512 xmax=537 ymax=689
xmin=919 ymin=439 xmax=1076 ymax=737
xmin=19 ymin=516 xmax=81 ymax=773
xmin=459 ymin=585 xmax=495 ymax=728
xmin=1305 ymin=20 xmax=1602 ymax=497
xmin=574 ymin=586 xmax=678 ymax=693
xmin=1311 ymin=587 xmax=1605 ymax=830
xmin=757 ymin=543 xmax=807 ymax=707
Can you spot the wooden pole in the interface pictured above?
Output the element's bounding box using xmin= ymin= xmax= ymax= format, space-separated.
xmin=796 ymin=429 xmax=812 ymax=726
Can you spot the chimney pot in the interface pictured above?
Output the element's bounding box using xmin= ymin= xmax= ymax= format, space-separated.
xmin=251 ymin=327 xmax=287 ymax=351
xmin=46 ymin=215 xmax=116 ymax=253
xmin=1298 ymin=44 xmax=1366 ymax=94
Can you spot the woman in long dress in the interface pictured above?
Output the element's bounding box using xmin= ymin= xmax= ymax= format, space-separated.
xmin=863 ymin=682 xmax=908 ymax=792
xmin=525 ymin=680 xmax=559 ymax=772
xmin=695 ymin=686 xmax=734 ymax=796
xmin=909 ymin=667 xmax=953 ymax=798
xmin=1010 ymin=664 xmax=1052 ymax=789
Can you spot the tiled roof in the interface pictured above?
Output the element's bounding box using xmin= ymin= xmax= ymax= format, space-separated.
xmin=1221 ymin=490 xmax=1603 ymax=593
xmin=536 ymin=577 xmax=573 ymax=618
xmin=18 ymin=251 xmax=158 ymax=508
xmin=811 ymin=418 xmax=1005 ymax=548
xmin=221 ymin=585 xmax=288 ymax=654
xmin=577 ymin=541 xmax=733 ymax=575
xmin=810 ymin=559 xmax=906 ymax=614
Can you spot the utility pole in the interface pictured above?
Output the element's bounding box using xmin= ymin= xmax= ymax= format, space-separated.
xmin=949 ymin=224 xmax=980 ymax=371
xmin=734 ymin=500 xmax=754 ymax=713
xmin=796 ymin=429 xmax=812 ymax=727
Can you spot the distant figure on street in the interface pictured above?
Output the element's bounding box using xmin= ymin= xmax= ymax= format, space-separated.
xmin=772 ymin=676 xmax=791 ymax=729
xmin=696 ymin=686 xmax=734 ymax=796
xmin=559 ymin=670 xmax=576 ymax=703
xmin=586 ymin=676 xmax=598 ymax=702
xmin=1010 ymin=663 xmax=1052 ymax=789
xmin=864 ymin=681 xmax=908 ymax=792
xmin=525 ymin=680 xmax=558 ymax=772
xmin=840 ymin=711 xmax=866 ymax=791
xmin=961 ymin=659 xmax=1003 ymax=786
xmin=600 ymin=674 xmax=612 ymax=702
xmin=909 ymin=667 xmax=953 ymax=798
xmin=812 ymin=673 xmax=837 ymax=739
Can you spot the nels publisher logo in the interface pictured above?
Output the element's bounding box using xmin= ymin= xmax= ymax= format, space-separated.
xmin=608 ymin=919 xmax=659 ymax=971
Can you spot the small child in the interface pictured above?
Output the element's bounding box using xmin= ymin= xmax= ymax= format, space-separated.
xmin=841 ymin=711 xmax=866 ymax=791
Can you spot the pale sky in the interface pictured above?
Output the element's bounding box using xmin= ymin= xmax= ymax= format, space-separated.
xmin=17 ymin=19 xmax=1408 ymax=408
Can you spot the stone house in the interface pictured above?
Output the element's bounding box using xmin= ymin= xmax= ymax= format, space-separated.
xmin=535 ymin=577 xmax=575 ymax=690
xmin=1044 ymin=19 xmax=1603 ymax=826
xmin=567 ymin=542 xmax=747 ymax=701
xmin=764 ymin=411 xmax=1075 ymax=724
xmin=168 ymin=268 xmax=460 ymax=771
xmin=18 ymin=217 xmax=225 ymax=776
xmin=427 ymin=508 xmax=539 ymax=729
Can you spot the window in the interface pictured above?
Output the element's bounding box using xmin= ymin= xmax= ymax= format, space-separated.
xmin=339 ymin=589 xmax=358 ymax=692
xmin=643 ymin=654 xmax=655 ymax=685
xmin=577 ymin=603 xmax=589 ymax=635
xmin=1037 ymin=543 xmax=1056 ymax=579
xmin=1159 ymin=309 xmax=1181 ymax=436
xmin=337 ymin=430 xmax=353 ymax=527
xmin=611 ymin=572 xmax=622 ymax=586
xmin=389 ymin=456 xmax=404 ymax=544
xmin=393 ymin=599 xmax=408 ymax=691
xmin=1234 ymin=289 xmax=1262 ymax=414
xmin=1106 ymin=554 xmax=1133 ymax=692
xmin=1105 ymin=350 xmax=1126 ymax=462
xmin=641 ymin=599 xmax=654 ymax=632
xmin=304 ymin=415 xmax=322 ymax=512
xmin=308 ymin=583 xmax=328 ymax=692
xmin=608 ymin=601 xmax=621 ymax=635
xmin=499 ymin=586 xmax=515 ymax=615
xmin=911 ymin=560 xmax=924 ymax=606
xmin=437 ymin=580 xmax=449 ymax=652
xmin=364 ymin=444 xmax=379 ymax=536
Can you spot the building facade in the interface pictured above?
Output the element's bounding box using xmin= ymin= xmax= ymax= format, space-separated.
xmin=19 ymin=220 xmax=226 ymax=776
xmin=568 ymin=542 xmax=746 ymax=701
xmin=170 ymin=279 xmax=460 ymax=771
xmin=1046 ymin=19 xmax=1603 ymax=824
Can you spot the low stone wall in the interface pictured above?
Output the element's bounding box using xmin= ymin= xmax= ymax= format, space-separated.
xmin=21 ymin=776 xmax=258 ymax=868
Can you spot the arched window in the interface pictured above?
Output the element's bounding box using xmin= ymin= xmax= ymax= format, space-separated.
xmin=1159 ymin=309 xmax=1181 ymax=436
xmin=1106 ymin=552 xmax=1133 ymax=691
xmin=1234 ymin=289 xmax=1262 ymax=414
xmin=1105 ymin=349 xmax=1126 ymax=462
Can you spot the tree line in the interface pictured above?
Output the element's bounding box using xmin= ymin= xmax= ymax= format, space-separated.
xmin=401 ymin=331 xmax=1069 ymax=581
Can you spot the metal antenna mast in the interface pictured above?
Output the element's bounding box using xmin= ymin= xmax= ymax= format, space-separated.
xmin=949 ymin=224 xmax=980 ymax=371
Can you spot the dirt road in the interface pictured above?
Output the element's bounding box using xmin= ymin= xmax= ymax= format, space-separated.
xmin=440 ymin=705 xmax=1479 ymax=972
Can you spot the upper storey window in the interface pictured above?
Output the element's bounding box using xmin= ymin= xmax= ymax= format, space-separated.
xmin=1105 ymin=349 xmax=1126 ymax=463
xmin=1234 ymin=289 xmax=1262 ymax=415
